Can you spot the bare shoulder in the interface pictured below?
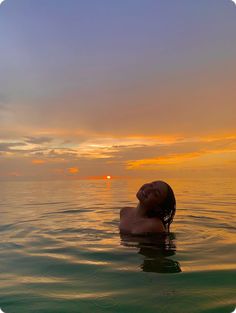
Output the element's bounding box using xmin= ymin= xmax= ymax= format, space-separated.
xmin=131 ymin=218 xmax=166 ymax=235
xmin=148 ymin=218 xmax=166 ymax=233
xmin=120 ymin=207 xmax=134 ymax=217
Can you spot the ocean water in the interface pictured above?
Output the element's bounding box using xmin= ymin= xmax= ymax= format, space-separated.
xmin=0 ymin=178 xmax=235 ymax=313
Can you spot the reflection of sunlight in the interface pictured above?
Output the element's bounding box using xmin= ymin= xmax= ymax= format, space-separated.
xmin=105 ymin=180 xmax=111 ymax=191
xmin=38 ymin=290 xmax=122 ymax=300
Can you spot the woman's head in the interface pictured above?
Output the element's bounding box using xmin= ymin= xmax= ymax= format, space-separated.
xmin=136 ymin=180 xmax=176 ymax=231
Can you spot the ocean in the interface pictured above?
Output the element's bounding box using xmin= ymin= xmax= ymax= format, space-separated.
xmin=0 ymin=177 xmax=235 ymax=313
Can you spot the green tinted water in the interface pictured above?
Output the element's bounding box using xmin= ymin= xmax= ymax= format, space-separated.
xmin=0 ymin=178 xmax=235 ymax=313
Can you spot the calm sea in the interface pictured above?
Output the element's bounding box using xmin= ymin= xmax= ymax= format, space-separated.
xmin=0 ymin=178 xmax=235 ymax=313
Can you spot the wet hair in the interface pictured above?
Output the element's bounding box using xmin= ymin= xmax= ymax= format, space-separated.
xmin=146 ymin=183 xmax=176 ymax=232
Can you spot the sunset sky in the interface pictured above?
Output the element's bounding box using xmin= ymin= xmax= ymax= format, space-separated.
xmin=0 ymin=0 xmax=236 ymax=180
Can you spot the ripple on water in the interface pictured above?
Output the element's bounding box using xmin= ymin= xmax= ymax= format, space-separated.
xmin=0 ymin=179 xmax=235 ymax=313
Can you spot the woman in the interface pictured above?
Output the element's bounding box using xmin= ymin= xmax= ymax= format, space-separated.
xmin=119 ymin=180 xmax=176 ymax=234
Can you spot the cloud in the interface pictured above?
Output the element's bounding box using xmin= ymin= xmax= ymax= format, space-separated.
xmin=24 ymin=136 xmax=53 ymax=145
xmin=0 ymin=124 xmax=236 ymax=179
xmin=68 ymin=167 xmax=79 ymax=174
xmin=0 ymin=142 xmax=26 ymax=152
xmin=32 ymin=159 xmax=46 ymax=165
xmin=230 ymin=0 xmax=236 ymax=5
xmin=125 ymin=137 xmax=236 ymax=170
xmin=127 ymin=152 xmax=205 ymax=169
xmin=0 ymin=0 xmax=5 ymax=5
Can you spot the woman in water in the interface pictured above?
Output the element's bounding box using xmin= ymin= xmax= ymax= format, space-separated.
xmin=119 ymin=181 xmax=176 ymax=234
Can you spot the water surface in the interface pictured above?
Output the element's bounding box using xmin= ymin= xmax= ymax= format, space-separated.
xmin=0 ymin=178 xmax=235 ymax=313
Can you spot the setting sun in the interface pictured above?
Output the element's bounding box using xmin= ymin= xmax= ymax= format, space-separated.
xmin=106 ymin=175 xmax=111 ymax=179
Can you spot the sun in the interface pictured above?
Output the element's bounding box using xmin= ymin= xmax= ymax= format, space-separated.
xmin=106 ymin=175 xmax=111 ymax=180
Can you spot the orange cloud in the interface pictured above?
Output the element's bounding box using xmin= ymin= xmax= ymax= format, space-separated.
xmin=127 ymin=152 xmax=204 ymax=170
xmin=68 ymin=167 xmax=79 ymax=174
xmin=127 ymin=145 xmax=236 ymax=170
xmin=32 ymin=159 xmax=46 ymax=164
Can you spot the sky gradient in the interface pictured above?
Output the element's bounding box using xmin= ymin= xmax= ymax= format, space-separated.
xmin=0 ymin=0 xmax=236 ymax=180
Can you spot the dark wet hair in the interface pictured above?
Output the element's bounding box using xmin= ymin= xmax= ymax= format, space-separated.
xmin=146 ymin=183 xmax=176 ymax=232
